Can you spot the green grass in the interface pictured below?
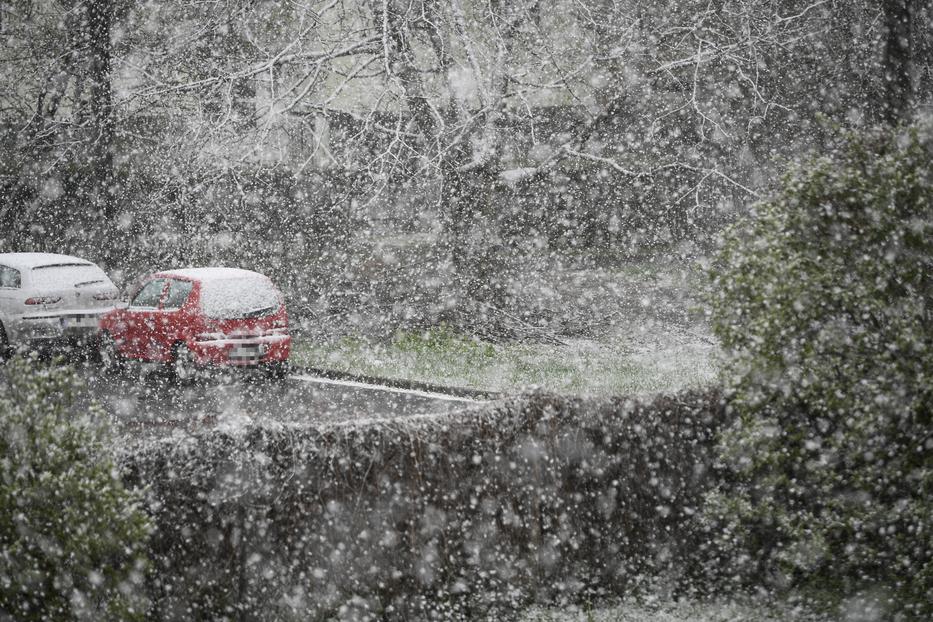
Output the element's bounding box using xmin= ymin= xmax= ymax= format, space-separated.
xmin=292 ymin=326 xmax=717 ymax=396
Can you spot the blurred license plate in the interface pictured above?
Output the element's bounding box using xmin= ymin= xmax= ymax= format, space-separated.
xmin=230 ymin=344 xmax=263 ymax=359
xmin=61 ymin=316 xmax=97 ymax=329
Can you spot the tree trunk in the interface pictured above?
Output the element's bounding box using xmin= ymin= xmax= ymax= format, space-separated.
xmin=85 ymin=0 xmax=117 ymax=262
xmin=881 ymin=0 xmax=913 ymax=125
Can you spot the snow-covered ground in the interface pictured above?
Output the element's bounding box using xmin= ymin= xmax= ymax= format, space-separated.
xmin=295 ymin=320 xmax=716 ymax=396
xmin=295 ymin=256 xmax=718 ymax=396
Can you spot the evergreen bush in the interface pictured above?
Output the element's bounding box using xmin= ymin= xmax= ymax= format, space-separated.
xmin=703 ymin=123 xmax=932 ymax=617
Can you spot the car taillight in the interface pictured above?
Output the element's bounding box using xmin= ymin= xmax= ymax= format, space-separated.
xmin=93 ymin=291 xmax=118 ymax=301
xmin=25 ymin=296 xmax=62 ymax=305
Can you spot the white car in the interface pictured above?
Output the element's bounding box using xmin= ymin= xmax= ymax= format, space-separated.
xmin=0 ymin=253 xmax=120 ymax=353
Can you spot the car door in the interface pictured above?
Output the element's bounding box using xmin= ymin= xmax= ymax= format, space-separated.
xmin=150 ymin=278 xmax=195 ymax=355
xmin=121 ymin=278 xmax=167 ymax=359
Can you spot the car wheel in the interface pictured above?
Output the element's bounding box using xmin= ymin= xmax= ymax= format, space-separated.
xmin=172 ymin=343 xmax=199 ymax=382
xmin=98 ymin=332 xmax=124 ymax=373
xmin=0 ymin=321 xmax=9 ymax=363
xmin=262 ymin=361 xmax=289 ymax=380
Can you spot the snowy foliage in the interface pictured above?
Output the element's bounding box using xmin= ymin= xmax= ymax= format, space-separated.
xmin=3 ymin=0 xmax=932 ymax=327
xmin=0 ymin=357 xmax=150 ymax=621
xmin=0 ymin=0 xmax=931 ymax=618
xmin=703 ymin=123 xmax=933 ymax=617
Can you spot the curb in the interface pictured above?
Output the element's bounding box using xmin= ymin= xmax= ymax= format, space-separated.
xmin=292 ymin=365 xmax=503 ymax=401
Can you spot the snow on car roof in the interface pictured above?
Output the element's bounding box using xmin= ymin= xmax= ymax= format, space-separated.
xmin=156 ymin=267 xmax=270 ymax=282
xmin=0 ymin=252 xmax=94 ymax=270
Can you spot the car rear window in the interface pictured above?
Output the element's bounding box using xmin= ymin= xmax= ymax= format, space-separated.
xmin=0 ymin=265 xmax=20 ymax=288
xmin=31 ymin=264 xmax=110 ymax=290
xmin=199 ymin=278 xmax=281 ymax=319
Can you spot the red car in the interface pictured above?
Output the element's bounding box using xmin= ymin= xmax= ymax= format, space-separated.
xmin=99 ymin=267 xmax=290 ymax=378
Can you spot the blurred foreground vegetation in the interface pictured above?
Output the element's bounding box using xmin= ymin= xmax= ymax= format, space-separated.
xmin=0 ymin=357 xmax=150 ymax=621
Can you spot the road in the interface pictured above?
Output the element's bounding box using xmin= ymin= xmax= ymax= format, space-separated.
xmin=70 ymin=364 xmax=483 ymax=438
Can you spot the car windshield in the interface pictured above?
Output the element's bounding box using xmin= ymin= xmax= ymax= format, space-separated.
xmin=31 ymin=263 xmax=110 ymax=290
xmin=199 ymin=277 xmax=280 ymax=319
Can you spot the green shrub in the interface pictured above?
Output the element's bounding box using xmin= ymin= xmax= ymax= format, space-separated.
xmin=0 ymin=357 xmax=151 ymax=621
xmin=703 ymin=124 xmax=932 ymax=617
